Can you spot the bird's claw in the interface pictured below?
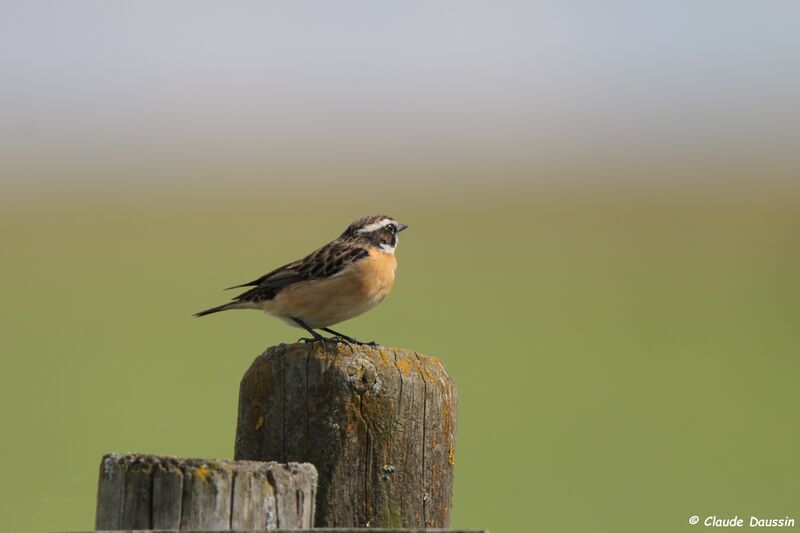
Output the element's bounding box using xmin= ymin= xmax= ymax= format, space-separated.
xmin=325 ymin=336 xmax=352 ymax=344
xmin=348 ymin=339 xmax=379 ymax=347
xmin=297 ymin=335 xmax=378 ymax=347
xmin=331 ymin=336 xmax=379 ymax=346
xmin=298 ymin=336 xmax=351 ymax=345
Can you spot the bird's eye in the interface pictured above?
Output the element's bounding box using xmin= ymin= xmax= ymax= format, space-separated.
xmin=386 ymin=224 xmax=397 ymax=233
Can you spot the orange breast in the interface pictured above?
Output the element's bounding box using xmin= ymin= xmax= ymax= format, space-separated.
xmin=260 ymin=249 xmax=397 ymax=328
xmin=354 ymin=248 xmax=397 ymax=298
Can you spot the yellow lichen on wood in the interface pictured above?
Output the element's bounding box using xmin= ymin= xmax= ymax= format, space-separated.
xmin=412 ymin=354 xmax=436 ymax=381
xmin=440 ymin=398 xmax=453 ymax=438
xmin=394 ymin=357 xmax=412 ymax=376
xmin=195 ymin=465 xmax=210 ymax=481
xmin=255 ymin=414 xmax=264 ymax=431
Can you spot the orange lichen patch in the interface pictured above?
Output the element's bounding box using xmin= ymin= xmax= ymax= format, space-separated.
xmin=361 ymin=393 xmax=393 ymax=425
xmin=255 ymin=414 xmax=264 ymax=431
xmin=414 ymin=355 xmax=436 ymax=381
xmin=394 ymin=357 xmax=412 ymax=376
xmin=448 ymin=442 xmax=456 ymax=465
xmin=195 ymin=465 xmax=210 ymax=481
xmin=440 ymin=397 xmax=454 ymax=438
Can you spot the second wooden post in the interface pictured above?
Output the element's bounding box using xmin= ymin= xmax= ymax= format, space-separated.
xmin=234 ymin=342 xmax=458 ymax=529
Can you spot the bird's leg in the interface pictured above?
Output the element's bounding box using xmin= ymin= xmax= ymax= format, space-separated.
xmin=320 ymin=327 xmax=357 ymax=343
xmin=292 ymin=317 xmax=327 ymax=343
xmin=321 ymin=327 xmax=379 ymax=346
xmin=292 ymin=318 xmax=351 ymax=344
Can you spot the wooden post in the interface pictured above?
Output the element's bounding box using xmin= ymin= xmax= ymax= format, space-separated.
xmin=95 ymin=453 xmax=317 ymax=530
xmin=234 ymin=342 xmax=458 ymax=529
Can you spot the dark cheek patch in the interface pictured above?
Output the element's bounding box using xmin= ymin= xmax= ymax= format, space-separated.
xmin=368 ymin=232 xmax=387 ymax=246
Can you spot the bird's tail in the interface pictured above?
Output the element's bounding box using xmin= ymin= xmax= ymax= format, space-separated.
xmin=194 ymin=302 xmax=245 ymax=317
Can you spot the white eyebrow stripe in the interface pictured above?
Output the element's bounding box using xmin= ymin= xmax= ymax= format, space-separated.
xmin=356 ymin=218 xmax=394 ymax=233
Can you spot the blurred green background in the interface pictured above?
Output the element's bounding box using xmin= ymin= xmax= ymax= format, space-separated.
xmin=1 ymin=185 xmax=798 ymax=533
xmin=2 ymin=2 xmax=800 ymax=532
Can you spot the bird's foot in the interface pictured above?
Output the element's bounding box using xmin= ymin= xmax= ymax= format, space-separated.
xmin=329 ymin=334 xmax=357 ymax=344
xmin=298 ymin=335 xmax=351 ymax=345
xmin=346 ymin=338 xmax=379 ymax=347
xmin=319 ymin=327 xmax=380 ymax=346
xmin=360 ymin=340 xmax=380 ymax=347
xmin=324 ymin=336 xmax=352 ymax=345
xmin=329 ymin=334 xmax=378 ymax=346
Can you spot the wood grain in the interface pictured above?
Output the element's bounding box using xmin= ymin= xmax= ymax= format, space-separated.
xmin=95 ymin=453 xmax=316 ymax=530
xmin=235 ymin=342 xmax=458 ymax=528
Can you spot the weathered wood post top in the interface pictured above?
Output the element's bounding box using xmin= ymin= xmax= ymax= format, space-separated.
xmin=235 ymin=341 xmax=458 ymax=529
xmin=95 ymin=453 xmax=317 ymax=530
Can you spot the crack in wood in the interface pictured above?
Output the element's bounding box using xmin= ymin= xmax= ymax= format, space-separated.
xmin=412 ymin=351 xmax=429 ymax=526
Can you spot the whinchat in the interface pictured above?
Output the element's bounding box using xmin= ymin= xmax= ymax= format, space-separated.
xmin=195 ymin=215 xmax=408 ymax=344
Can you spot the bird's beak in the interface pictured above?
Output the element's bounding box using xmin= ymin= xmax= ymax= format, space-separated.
xmin=397 ymin=223 xmax=409 ymax=232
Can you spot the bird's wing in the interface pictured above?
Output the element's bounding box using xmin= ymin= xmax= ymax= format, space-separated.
xmin=233 ymin=241 xmax=369 ymax=303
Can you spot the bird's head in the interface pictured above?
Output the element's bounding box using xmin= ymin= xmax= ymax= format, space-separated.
xmin=341 ymin=215 xmax=408 ymax=253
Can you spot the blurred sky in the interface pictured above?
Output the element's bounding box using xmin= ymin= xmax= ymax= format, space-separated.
xmin=1 ymin=0 xmax=799 ymax=192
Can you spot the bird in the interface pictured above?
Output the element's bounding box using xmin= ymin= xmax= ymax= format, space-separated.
xmin=195 ymin=215 xmax=408 ymax=345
